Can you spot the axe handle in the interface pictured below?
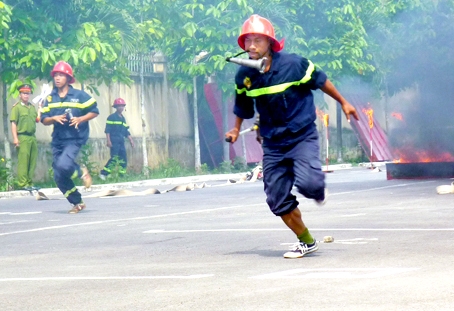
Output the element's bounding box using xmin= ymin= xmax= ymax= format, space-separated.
xmin=225 ymin=125 xmax=258 ymax=142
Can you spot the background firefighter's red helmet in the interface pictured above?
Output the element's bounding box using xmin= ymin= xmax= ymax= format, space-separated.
xmin=237 ymin=14 xmax=285 ymax=53
xmin=51 ymin=61 xmax=75 ymax=84
xmin=113 ymin=98 xmax=126 ymax=107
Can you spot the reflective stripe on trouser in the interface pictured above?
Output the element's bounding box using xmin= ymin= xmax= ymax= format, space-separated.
xmin=52 ymin=143 xmax=83 ymax=205
xmin=100 ymin=141 xmax=127 ymax=176
xmin=262 ymin=130 xmax=325 ymax=216
xmin=16 ymin=135 xmax=38 ymax=188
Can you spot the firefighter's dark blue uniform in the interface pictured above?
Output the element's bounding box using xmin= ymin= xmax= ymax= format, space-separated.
xmin=40 ymin=86 xmax=99 ymax=205
xmin=100 ymin=113 xmax=131 ymax=176
xmin=233 ymin=52 xmax=327 ymax=216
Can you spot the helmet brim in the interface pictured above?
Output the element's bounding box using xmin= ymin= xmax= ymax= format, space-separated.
xmin=50 ymin=71 xmax=76 ymax=84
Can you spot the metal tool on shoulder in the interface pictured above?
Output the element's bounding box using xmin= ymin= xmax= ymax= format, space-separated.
xmin=225 ymin=50 xmax=267 ymax=74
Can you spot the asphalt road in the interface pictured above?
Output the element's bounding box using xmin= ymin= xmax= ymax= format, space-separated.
xmin=1 ymin=168 xmax=453 ymax=311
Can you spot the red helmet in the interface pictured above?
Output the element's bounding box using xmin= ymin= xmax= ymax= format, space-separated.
xmin=113 ymin=98 xmax=126 ymax=106
xmin=51 ymin=61 xmax=75 ymax=84
xmin=238 ymin=14 xmax=285 ymax=53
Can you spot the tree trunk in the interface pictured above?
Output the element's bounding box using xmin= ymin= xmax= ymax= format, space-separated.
xmin=140 ymin=53 xmax=149 ymax=176
xmin=2 ymin=82 xmax=11 ymax=168
xmin=162 ymin=58 xmax=169 ymax=159
xmin=193 ymin=75 xmax=201 ymax=171
xmin=336 ymin=103 xmax=343 ymax=162
xmin=222 ymin=92 xmax=229 ymax=163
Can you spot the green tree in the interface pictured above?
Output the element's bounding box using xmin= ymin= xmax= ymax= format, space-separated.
xmin=1 ymin=0 xmax=142 ymax=95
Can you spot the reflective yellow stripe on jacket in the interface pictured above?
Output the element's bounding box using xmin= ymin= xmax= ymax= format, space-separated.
xmin=236 ymin=60 xmax=315 ymax=97
xmin=41 ymin=98 xmax=97 ymax=113
xmin=106 ymin=120 xmax=129 ymax=127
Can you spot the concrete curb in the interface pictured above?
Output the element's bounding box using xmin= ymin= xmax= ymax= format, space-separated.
xmin=0 ymin=164 xmax=357 ymax=200
xmin=0 ymin=173 xmax=246 ymax=199
xmin=322 ymin=163 xmax=353 ymax=171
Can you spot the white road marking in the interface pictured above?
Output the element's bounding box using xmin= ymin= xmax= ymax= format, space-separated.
xmin=338 ymin=213 xmax=367 ymax=217
xmin=280 ymin=238 xmax=378 ymax=245
xmin=0 ymin=212 xmax=42 ymax=215
xmin=0 ymin=274 xmax=214 ymax=282
xmin=144 ymin=228 xmax=454 ymax=234
xmin=144 ymin=228 xmax=288 ymax=233
xmin=0 ymin=204 xmax=263 ymax=237
xmin=333 ymin=238 xmax=378 ymax=244
xmin=328 ymin=181 xmax=436 ymax=195
xmin=0 ymin=220 xmax=32 ymax=225
xmin=251 ymin=268 xmax=419 ymax=279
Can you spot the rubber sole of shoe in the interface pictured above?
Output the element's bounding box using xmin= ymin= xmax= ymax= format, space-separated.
xmin=283 ymin=244 xmax=319 ymax=259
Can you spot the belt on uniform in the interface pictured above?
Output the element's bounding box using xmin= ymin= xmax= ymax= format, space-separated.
xmin=18 ymin=133 xmax=34 ymax=136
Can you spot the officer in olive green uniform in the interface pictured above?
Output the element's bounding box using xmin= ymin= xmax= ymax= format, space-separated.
xmin=10 ymin=84 xmax=40 ymax=190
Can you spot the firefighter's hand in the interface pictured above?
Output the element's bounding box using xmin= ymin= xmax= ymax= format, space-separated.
xmin=69 ymin=116 xmax=83 ymax=129
xmin=225 ymin=128 xmax=239 ymax=143
xmin=130 ymin=140 xmax=135 ymax=148
xmin=53 ymin=114 xmax=67 ymax=125
xmin=341 ymin=101 xmax=360 ymax=122
xmin=107 ymin=141 xmax=112 ymax=148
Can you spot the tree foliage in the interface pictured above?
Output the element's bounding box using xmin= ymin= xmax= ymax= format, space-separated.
xmin=0 ymin=0 xmax=453 ymax=97
xmin=0 ymin=0 xmax=163 ymax=96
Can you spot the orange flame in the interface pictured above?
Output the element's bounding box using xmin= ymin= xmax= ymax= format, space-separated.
xmin=323 ymin=114 xmax=329 ymax=127
xmin=316 ymin=108 xmax=329 ymax=127
xmin=362 ymin=106 xmax=374 ymax=129
xmin=393 ymin=148 xmax=454 ymax=163
xmin=391 ymin=112 xmax=403 ymax=121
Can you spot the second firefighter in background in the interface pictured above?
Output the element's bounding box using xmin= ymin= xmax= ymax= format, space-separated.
xmin=100 ymin=98 xmax=134 ymax=180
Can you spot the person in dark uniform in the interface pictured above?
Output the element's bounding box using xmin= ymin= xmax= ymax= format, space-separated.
xmin=40 ymin=61 xmax=99 ymax=214
xmin=99 ymin=98 xmax=134 ymax=180
xmin=225 ymin=15 xmax=359 ymax=259
xmin=10 ymin=84 xmax=40 ymax=190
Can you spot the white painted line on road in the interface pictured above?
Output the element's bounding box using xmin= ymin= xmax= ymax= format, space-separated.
xmin=0 ymin=204 xmax=264 ymax=237
xmin=0 ymin=274 xmax=214 ymax=282
xmin=0 ymin=220 xmax=32 ymax=225
xmin=281 ymin=238 xmax=378 ymax=245
xmin=314 ymin=228 xmax=454 ymax=231
xmin=0 ymin=212 xmax=42 ymax=215
xmin=144 ymin=228 xmax=288 ymax=233
xmin=333 ymin=238 xmax=378 ymax=244
xmin=338 ymin=213 xmax=367 ymax=217
xmin=144 ymin=228 xmax=454 ymax=234
xmin=328 ymin=180 xmax=436 ymax=196
xmin=251 ymin=268 xmax=419 ymax=279
xmin=281 ymin=239 xmax=378 ymax=245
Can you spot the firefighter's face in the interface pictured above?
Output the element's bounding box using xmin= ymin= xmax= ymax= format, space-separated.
xmin=244 ymin=34 xmax=271 ymax=60
xmin=53 ymin=72 xmax=69 ymax=87
xmin=115 ymin=105 xmax=125 ymax=113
